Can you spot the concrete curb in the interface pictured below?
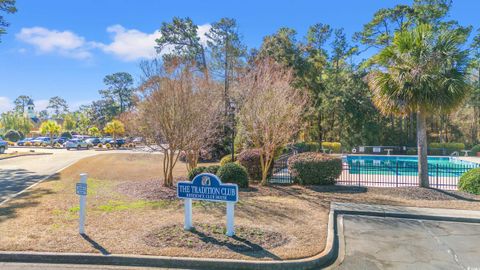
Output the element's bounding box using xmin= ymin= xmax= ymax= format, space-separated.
xmin=0 ymin=152 xmax=52 ymax=161
xmin=2 ymin=203 xmax=480 ymax=269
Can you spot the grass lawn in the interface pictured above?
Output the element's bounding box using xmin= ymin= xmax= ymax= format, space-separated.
xmin=1 ymin=153 xmax=479 ymax=260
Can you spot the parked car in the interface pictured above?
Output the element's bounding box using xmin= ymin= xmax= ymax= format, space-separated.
xmin=31 ymin=137 xmax=51 ymax=146
xmin=85 ymin=137 xmax=101 ymax=146
xmin=53 ymin=137 xmax=68 ymax=145
xmin=65 ymin=139 xmax=90 ymax=150
xmin=0 ymin=137 xmax=8 ymax=154
xmin=17 ymin=137 xmax=34 ymax=146
xmin=115 ymin=139 xmax=126 ymax=147
xmin=100 ymin=137 xmax=125 ymax=147
xmin=100 ymin=137 xmax=113 ymax=144
xmin=132 ymin=137 xmax=143 ymax=144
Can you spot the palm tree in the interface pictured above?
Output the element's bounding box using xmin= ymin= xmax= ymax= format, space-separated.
xmin=103 ymin=120 xmax=125 ymax=147
xmin=40 ymin=120 xmax=62 ymax=146
xmin=367 ymin=24 xmax=470 ymax=187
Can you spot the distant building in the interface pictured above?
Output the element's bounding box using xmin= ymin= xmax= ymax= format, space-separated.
xmin=26 ymin=99 xmax=40 ymax=124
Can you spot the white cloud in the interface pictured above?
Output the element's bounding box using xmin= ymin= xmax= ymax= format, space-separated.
xmin=0 ymin=97 xmax=14 ymax=113
xmin=197 ymin=24 xmax=211 ymax=46
xmin=97 ymin=23 xmax=212 ymax=62
xmin=95 ymin=25 xmax=162 ymax=61
xmin=70 ymin=100 xmax=92 ymax=111
xmin=34 ymin=99 xmax=49 ymax=112
xmin=16 ymin=24 xmax=212 ymax=62
xmin=16 ymin=27 xmax=93 ymax=60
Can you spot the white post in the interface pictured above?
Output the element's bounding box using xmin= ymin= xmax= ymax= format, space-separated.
xmin=79 ymin=173 xmax=87 ymax=234
xmin=184 ymin=198 xmax=192 ymax=230
xmin=226 ymin=202 xmax=235 ymax=237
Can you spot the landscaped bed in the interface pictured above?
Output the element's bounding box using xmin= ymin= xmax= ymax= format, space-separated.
xmin=0 ymin=153 xmax=479 ymax=261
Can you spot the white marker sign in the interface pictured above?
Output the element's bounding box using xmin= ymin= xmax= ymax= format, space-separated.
xmin=76 ymin=173 xmax=88 ymax=234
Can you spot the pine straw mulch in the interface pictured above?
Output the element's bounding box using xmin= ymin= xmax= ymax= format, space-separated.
xmin=144 ymin=223 xmax=288 ymax=253
xmin=117 ymin=179 xmax=480 ymax=203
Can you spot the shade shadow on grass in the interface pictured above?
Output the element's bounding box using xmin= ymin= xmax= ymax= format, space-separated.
xmin=80 ymin=233 xmax=111 ymax=255
xmin=190 ymin=229 xmax=282 ymax=260
xmin=430 ymin=188 xmax=480 ymax=202
xmin=0 ymin=172 xmax=60 ymax=223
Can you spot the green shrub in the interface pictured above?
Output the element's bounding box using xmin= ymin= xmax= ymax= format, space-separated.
xmin=458 ymin=168 xmax=480 ymax=195
xmin=217 ymin=163 xmax=249 ymax=188
xmin=188 ymin=166 xmax=207 ymax=181
xmin=294 ymin=142 xmax=321 ymax=152
xmin=321 ymin=142 xmax=342 ymax=153
xmin=288 ymin=152 xmax=342 ymax=185
xmin=429 ymin=143 xmax=465 ymax=155
xmin=237 ymin=149 xmax=272 ymax=181
xmin=470 ymin=145 xmax=480 ymax=156
xmin=61 ymin=131 xmax=73 ymax=139
xmin=406 ymin=148 xmax=417 ymax=155
xmin=205 ymin=165 xmax=220 ymax=175
xmin=188 ymin=165 xmax=221 ymax=181
xmin=220 ymin=154 xmax=236 ymax=166
xmin=4 ymin=130 xmax=21 ymax=142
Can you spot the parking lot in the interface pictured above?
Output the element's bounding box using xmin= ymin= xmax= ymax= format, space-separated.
xmin=333 ymin=215 xmax=480 ymax=269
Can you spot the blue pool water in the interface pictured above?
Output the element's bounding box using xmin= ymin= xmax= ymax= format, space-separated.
xmin=344 ymin=155 xmax=478 ymax=176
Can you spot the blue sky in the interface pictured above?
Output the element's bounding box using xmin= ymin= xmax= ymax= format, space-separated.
xmin=0 ymin=0 xmax=479 ymax=113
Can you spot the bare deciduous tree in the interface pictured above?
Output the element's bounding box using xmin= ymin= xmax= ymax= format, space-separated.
xmin=183 ymin=77 xmax=223 ymax=171
xmin=234 ymin=58 xmax=308 ymax=185
xmin=138 ymin=60 xmax=221 ymax=186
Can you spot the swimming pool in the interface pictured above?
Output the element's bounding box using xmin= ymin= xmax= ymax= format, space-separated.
xmin=344 ymin=155 xmax=478 ymax=177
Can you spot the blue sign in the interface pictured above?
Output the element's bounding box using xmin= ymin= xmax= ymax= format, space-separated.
xmin=76 ymin=183 xmax=87 ymax=196
xmin=177 ymin=173 xmax=238 ymax=203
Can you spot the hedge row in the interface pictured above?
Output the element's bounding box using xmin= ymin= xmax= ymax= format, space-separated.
xmin=429 ymin=142 xmax=465 ymax=151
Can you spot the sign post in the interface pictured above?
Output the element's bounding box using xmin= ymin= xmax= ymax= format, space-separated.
xmin=76 ymin=173 xmax=88 ymax=234
xmin=177 ymin=173 xmax=238 ymax=236
xmin=184 ymin=198 xmax=192 ymax=230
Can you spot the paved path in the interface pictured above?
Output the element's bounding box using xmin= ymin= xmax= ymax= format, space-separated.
xmin=334 ymin=215 xmax=480 ymax=269
xmin=0 ymin=148 xmax=153 ymax=204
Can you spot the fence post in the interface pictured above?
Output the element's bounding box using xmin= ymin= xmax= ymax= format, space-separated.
xmin=357 ymin=162 xmax=361 ymax=186
xmin=396 ymin=162 xmax=399 ymax=187
xmin=436 ymin=164 xmax=439 ymax=188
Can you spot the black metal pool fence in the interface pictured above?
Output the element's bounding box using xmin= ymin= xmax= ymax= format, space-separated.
xmin=269 ymin=153 xmax=479 ymax=190
xmin=337 ymin=161 xmax=479 ymax=190
xmin=351 ymin=145 xmax=469 ymax=156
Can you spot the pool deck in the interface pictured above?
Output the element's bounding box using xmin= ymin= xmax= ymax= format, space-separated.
xmin=459 ymin=156 xmax=480 ymax=164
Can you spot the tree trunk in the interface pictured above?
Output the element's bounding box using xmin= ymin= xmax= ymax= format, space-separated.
xmin=318 ymin=110 xmax=323 ymax=143
xmin=473 ymin=106 xmax=479 ymax=144
xmin=259 ymin=151 xmax=271 ymax=186
xmin=417 ymin=111 xmax=429 ymax=188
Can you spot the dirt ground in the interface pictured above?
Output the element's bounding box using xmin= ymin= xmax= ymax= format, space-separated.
xmin=0 ymin=153 xmax=479 ymax=261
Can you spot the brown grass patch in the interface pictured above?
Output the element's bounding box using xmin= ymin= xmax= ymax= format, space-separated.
xmin=0 ymin=153 xmax=479 ymax=261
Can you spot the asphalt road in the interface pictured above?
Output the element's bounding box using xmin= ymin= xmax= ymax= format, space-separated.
xmin=0 ymin=147 xmax=147 ymax=204
xmin=333 ymin=215 xmax=480 ymax=269
xmin=0 ymin=263 xmax=189 ymax=270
